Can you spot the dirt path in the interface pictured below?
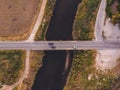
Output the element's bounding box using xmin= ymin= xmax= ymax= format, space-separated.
xmin=27 ymin=0 xmax=47 ymax=42
xmin=0 ymin=0 xmax=47 ymax=89
xmin=0 ymin=50 xmax=30 ymax=90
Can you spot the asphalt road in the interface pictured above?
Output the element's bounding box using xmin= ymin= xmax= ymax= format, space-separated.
xmin=0 ymin=41 xmax=120 ymax=50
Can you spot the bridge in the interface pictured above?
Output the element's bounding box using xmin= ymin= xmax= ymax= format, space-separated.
xmin=0 ymin=41 xmax=120 ymax=50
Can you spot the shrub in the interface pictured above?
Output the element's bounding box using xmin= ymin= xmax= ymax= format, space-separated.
xmin=73 ymin=0 xmax=100 ymax=40
xmin=0 ymin=50 xmax=25 ymax=85
xmin=117 ymin=3 xmax=120 ymax=13
xmin=112 ymin=13 xmax=120 ymax=24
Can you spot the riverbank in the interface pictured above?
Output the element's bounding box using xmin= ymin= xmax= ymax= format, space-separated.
xmin=32 ymin=0 xmax=81 ymax=89
xmin=65 ymin=0 xmax=120 ymax=89
xmin=35 ymin=0 xmax=56 ymax=41
xmin=0 ymin=50 xmax=25 ymax=90
xmin=65 ymin=0 xmax=101 ymax=90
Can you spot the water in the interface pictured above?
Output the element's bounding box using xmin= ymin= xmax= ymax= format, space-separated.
xmin=32 ymin=0 xmax=81 ymax=90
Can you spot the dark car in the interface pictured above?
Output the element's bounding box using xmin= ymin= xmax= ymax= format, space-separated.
xmin=48 ymin=43 xmax=56 ymax=49
xmin=51 ymin=46 xmax=56 ymax=49
xmin=48 ymin=43 xmax=54 ymax=46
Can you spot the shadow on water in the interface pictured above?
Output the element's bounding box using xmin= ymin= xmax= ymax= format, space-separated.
xmin=32 ymin=50 xmax=73 ymax=90
xmin=32 ymin=0 xmax=82 ymax=90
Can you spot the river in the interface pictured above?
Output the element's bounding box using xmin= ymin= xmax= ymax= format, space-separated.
xmin=32 ymin=0 xmax=81 ymax=90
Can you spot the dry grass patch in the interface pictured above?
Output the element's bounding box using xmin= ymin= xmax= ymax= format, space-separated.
xmin=0 ymin=0 xmax=39 ymax=40
xmin=0 ymin=50 xmax=25 ymax=86
xmin=16 ymin=51 xmax=44 ymax=90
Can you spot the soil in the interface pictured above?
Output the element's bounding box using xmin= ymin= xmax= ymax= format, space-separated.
xmin=0 ymin=0 xmax=38 ymax=36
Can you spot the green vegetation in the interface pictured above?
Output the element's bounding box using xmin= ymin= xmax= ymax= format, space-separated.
xmin=112 ymin=13 xmax=120 ymax=24
xmin=112 ymin=1 xmax=120 ymax=24
xmin=35 ymin=0 xmax=56 ymax=40
xmin=106 ymin=0 xmax=120 ymax=24
xmin=0 ymin=50 xmax=25 ymax=85
xmin=65 ymin=50 xmax=115 ymax=90
xmin=65 ymin=0 xmax=116 ymax=90
xmin=22 ymin=51 xmax=44 ymax=90
xmin=117 ymin=1 xmax=120 ymax=12
xmin=27 ymin=0 xmax=56 ymax=89
xmin=13 ymin=87 xmax=17 ymax=90
xmin=29 ymin=51 xmax=44 ymax=74
xmin=11 ymin=51 xmax=44 ymax=90
xmin=65 ymin=50 xmax=95 ymax=90
xmin=73 ymin=0 xmax=101 ymax=40
xmin=106 ymin=0 xmax=114 ymax=18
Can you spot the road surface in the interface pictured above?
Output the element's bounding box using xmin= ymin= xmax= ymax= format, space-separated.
xmin=94 ymin=0 xmax=106 ymax=41
xmin=0 ymin=41 xmax=120 ymax=50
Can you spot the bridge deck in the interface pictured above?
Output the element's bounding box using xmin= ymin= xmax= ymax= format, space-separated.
xmin=0 ymin=41 xmax=120 ymax=50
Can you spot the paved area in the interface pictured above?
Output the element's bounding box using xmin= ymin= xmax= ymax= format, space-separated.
xmin=0 ymin=41 xmax=120 ymax=50
xmin=94 ymin=0 xmax=106 ymax=41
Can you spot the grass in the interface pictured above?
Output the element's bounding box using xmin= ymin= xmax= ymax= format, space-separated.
xmin=35 ymin=0 xmax=56 ymax=41
xmin=18 ymin=51 xmax=44 ymax=90
xmin=72 ymin=0 xmax=101 ymax=40
xmin=65 ymin=0 xmax=117 ymax=90
xmin=0 ymin=50 xmax=25 ymax=86
xmin=65 ymin=50 xmax=96 ymax=90
xmin=12 ymin=51 xmax=44 ymax=90
xmin=13 ymin=87 xmax=17 ymax=90
xmin=65 ymin=50 xmax=115 ymax=90
xmin=106 ymin=0 xmax=120 ymax=24
xmin=106 ymin=0 xmax=114 ymax=18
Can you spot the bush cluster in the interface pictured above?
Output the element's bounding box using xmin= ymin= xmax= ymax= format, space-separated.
xmin=106 ymin=0 xmax=120 ymax=24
